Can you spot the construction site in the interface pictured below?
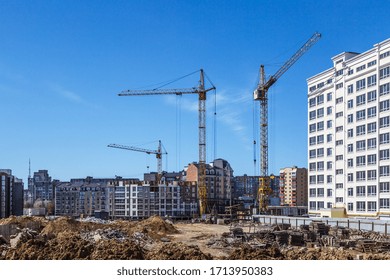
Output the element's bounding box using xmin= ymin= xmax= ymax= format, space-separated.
xmin=1 ymin=215 xmax=390 ymax=260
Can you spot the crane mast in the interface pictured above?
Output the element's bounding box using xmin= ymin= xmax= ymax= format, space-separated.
xmin=254 ymin=32 xmax=321 ymax=213
xmin=118 ymin=70 xmax=215 ymax=216
xmin=108 ymin=140 xmax=167 ymax=181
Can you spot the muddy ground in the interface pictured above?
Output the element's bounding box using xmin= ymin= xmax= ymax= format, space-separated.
xmin=1 ymin=215 xmax=390 ymax=260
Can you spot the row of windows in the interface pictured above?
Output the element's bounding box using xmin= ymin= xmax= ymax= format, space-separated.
xmin=309 ymin=199 xmax=390 ymax=211
xmin=309 ymin=183 xmax=390 ymax=198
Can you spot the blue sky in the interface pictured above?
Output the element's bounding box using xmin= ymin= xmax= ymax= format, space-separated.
xmin=1 ymin=0 xmax=390 ymax=182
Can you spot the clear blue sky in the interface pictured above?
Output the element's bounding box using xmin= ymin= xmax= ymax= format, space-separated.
xmin=1 ymin=0 xmax=390 ymax=182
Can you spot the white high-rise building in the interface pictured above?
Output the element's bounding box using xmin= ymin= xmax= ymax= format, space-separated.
xmin=307 ymin=38 xmax=390 ymax=218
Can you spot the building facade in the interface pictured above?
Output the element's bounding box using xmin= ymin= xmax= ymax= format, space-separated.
xmin=307 ymin=38 xmax=390 ymax=217
xmin=0 ymin=169 xmax=24 ymax=218
xmin=279 ymin=167 xmax=308 ymax=206
xmin=31 ymin=170 xmax=53 ymax=202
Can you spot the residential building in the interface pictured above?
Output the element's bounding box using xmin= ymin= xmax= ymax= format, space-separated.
xmin=0 ymin=169 xmax=24 ymax=218
xmin=279 ymin=167 xmax=308 ymax=206
xmin=31 ymin=170 xmax=53 ymax=202
xmin=307 ymin=38 xmax=390 ymax=217
xmin=186 ymin=158 xmax=234 ymax=213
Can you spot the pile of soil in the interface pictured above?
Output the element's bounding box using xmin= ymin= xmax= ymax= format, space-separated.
xmin=146 ymin=242 xmax=212 ymax=260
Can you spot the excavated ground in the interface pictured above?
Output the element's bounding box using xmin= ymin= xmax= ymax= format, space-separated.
xmin=1 ymin=216 xmax=390 ymax=260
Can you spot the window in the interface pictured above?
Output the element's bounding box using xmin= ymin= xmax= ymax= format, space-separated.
xmin=336 ymin=126 xmax=343 ymax=132
xmin=356 ymin=186 xmax=366 ymax=196
xmin=336 ymin=169 xmax=343 ymax=175
xmin=356 ymin=171 xmax=366 ymax=181
xmin=336 ymin=111 xmax=343 ymax=118
xmin=309 ymin=149 xmax=316 ymax=158
xmin=317 ymin=148 xmax=324 ymax=157
xmin=327 ymin=120 xmax=333 ymax=128
xmin=309 ymin=162 xmax=316 ymax=171
xmin=327 ymin=189 xmax=333 ymax=197
xmin=380 ymin=66 xmax=390 ymax=79
xmin=380 ymin=100 xmax=390 ymax=112
xmin=327 ymin=134 xmax=332 ymax=142
xmin=368 ymin=154 xmax=377 ymax=165
xmin=327 ymin=161 xmax=332 ymax=170
xmin=356 ymin=155 xmax=366 ymax=166
xmin=317 ymin=188 xmax=324 ymax=197
xmin=367 ymin=90 xmax=377 ymax=102
xmin=367 ymin=170 xmax=377 ymax=180
xmin=356 ymin=125 xmax=366 ymax=136
xmin=368 ymin=138 xmax=376 ymax=149
xmin=309 ymin=85 xmax=317 ymax=92
xmin=368 ymin=60 xmax=377 ymax=67
xmin=380 ymin=182 xmax=390 ymax=193
xmin=336 ymin=97 xmax=343 ymax=104
xmin=380 ymin=83 xmax=390 ymax=96
xmin=309 ymin=110 xmax=316 ymax=120
xmin=317 ymin=94 xmax=324 ymax=104
xmin=309 ymin=175 xmax=316 ymax=184
xmin=309 ymin=201 xmax=316 ymax=210
xmin=309 ymin=124 xmax=316 ymax=133
xmin=380 ymin=198 xmax=390 ymax=209
xmin=336 ymin=69 xmax=343 ymax=77
xmin=336 ymin=140 xmax=343 ymax=146
xmin=327 ymin=175 xmax=332 ymax=183
xmin=327 ymin=106 xmax=332 ymax=115
xmin=348 ymin=203 xmax=354 ymax=211
xmin=309 ymin=188 xmax=316 ymax=197
xmin=347 ymin=114 xmax=353 ymax=123
xmin=347 ymin=84 xmax=354 ymax=94
xmin=367 ymin=106 xmax=376 ymax=118
xmin=336 ymin=197 xmax=343 ymax=203
xmin=348 ymin=173 xmax=354 ymax=182
xmin=347 ymin=99 xmax=353 ymax=109
xmin=380 ymin=116 xmax=390 ymax=128
xmin=367 ymin=74 xmax=377 ymax=87
xmin=327 ymin=92 xmax=332 ymax=101
xmin=356 ymin=78 xmax=366 ymax=91
xmin=327 ymin=148 xmax=332 ymax=156
xmin=380 ymin=165 xmax=390 ymax=177
xmin=356 ymin=109 xmax=366 ymax=121
xmin=317 ymin=82 xmax=325 ymax=89
xmin=357 ymin=65 xmax=366 ymax=72
xmin=317 ymin=121 xmax=324 ymax=131
xmin=348 ymin=144 xmax=353 ymax=153
xmin=356 ymin=93 xmax=366 ymax=106
xmin=357 ymin=201 xmax=366 ymax=211
xmin=348 ymin=158 xmax=353 ymax=167
xmin=317 ymin=134 xmax=324 ymax=144
xmin=380 ymin=51 xmax=390 ymax=59
xmin=336 ymin=155 xmax=343 ymax=161
xmin=380 ymin=133 xmax=390 ymax=144
xmin=367 ymin=122 xmax=376 ymax=134
xmin=336 ymin=183 xmax=343 ymax=189
xmin=348 ymin=69 xmax=354 ymax=75
xmin=348 ymin=188 xmax=354 ymax=197
xmin=309 ymin=136 xmax=316 ymax=146
xmin=357 ymin=140 xmax=366 ymax=151
xmin=336 ymin=82 xmax=343 ymax=89
xmin=380 ymin=149 xmax=390 ymax=160
xmin=317 ymin=108 xmax=324 ymax=118
xmin=309 ymin=97 xmax=316 ymax=107
xmin=368 ymin=185 xmax=377 ymax=196
xmin=368 ymin=201 xmax=377 ymax=212
xmin=348 ymin=129 xmax=353 ymax=138
xmin=317 ymin=161 xmax=324 ymax=171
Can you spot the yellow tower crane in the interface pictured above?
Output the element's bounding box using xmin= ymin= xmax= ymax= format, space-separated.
xmin=118 ymin=69 xmax=215 ymax=217
xmin=254 ymin=32 xmax=321 ymax=213
xmin=107 ymin=140 xmax=167 ymax=182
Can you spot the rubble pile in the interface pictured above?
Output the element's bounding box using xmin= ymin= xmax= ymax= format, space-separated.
xmin=146 ymin=242 xmax=213 ymax=260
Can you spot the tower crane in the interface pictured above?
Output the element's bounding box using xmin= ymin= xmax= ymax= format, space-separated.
xmin=118 ymin=69 xmax=216 ymax=216
xmin=254 ymin=32 xmax=321 ymax=213
xmin=107 ymin=140 xmax=167 ymax=181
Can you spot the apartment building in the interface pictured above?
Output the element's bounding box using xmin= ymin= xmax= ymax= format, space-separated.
xmin=307 ymin=38 xmax=390 ymax=217
xmin=31 ymin=170 xmax=53 ymax=202
xmin=279 ymin=167 xmax=308 ymax=206
xmin=186 ymin=158 xmax=234 ymax=213
xmin=0 ymin=169 xmax=24 ymax=218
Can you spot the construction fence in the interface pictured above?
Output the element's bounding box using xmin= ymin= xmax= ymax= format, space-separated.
xmin=253 ymin=215 xmax=390 ymax=236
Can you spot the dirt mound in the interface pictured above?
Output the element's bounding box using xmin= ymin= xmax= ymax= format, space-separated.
xmin=91 ymin=239 xmax=144 ymax=260
xmin=127 ymin=216 xmax=179 ymax=239
xmin=146 ymin=242 xmax=212 ymax=260
xmin=0 ymin=216 xmax=47 ymax=230
xmin=226 ymin=245 xmax=283 ymax=260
